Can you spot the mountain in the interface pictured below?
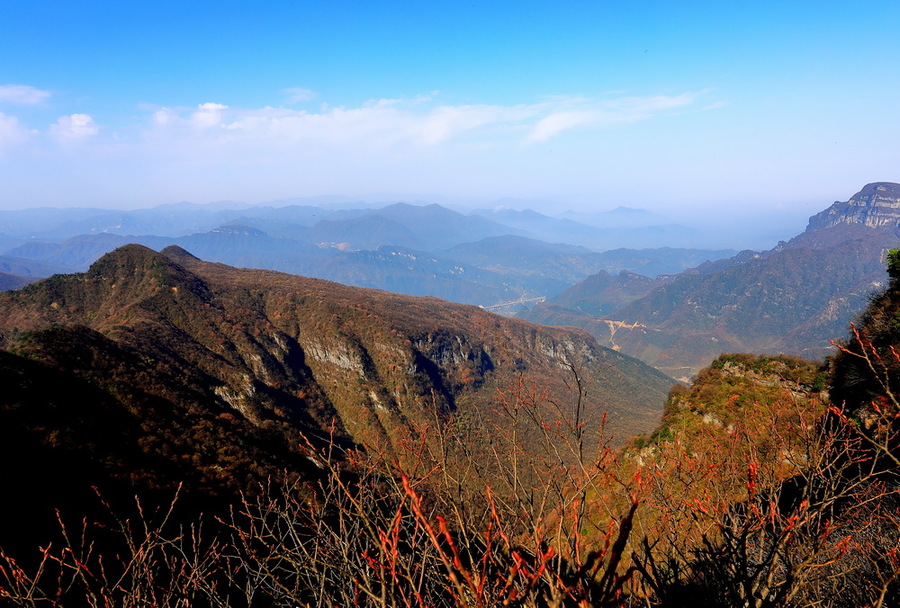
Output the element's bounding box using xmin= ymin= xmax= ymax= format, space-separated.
xmin=537 ymin=270 xmax=670 ymax=317
xmin=585 ymin=247 xmax=737 ymax=279
xmin=443 ymin=237 xmax=733 ymax=284
xmin=299 ymin=214 xmax=420 ymax=250
xmin=806 ymin=182 xmax=900 ymax=230
xmin=312 ymin=246 xmax=532 ymax=305
xmin=560 ymin=206 xmax=674 ymax=228
xmin=5 ymin=233 xmax=134 ymax=269
xmin=0 ymin=273 xmax=32 ymax=290
xmin=473 ymin=206 xmax=705 ymax=250
xmin=0 ymin=203 xmax=260 ymax=240
xmin=523 ymin=183 xmax=900 ymax=380
xmin=441 ymin=235 xmax=602 ymax=286
xmin=1 ymin=201 xmax=736 ymax=311
xmin=0 ymin=233 xmax=23 ymax=252
xmin=0 ymin=245 xmax=672 ymax=520
xmin=302 ymin=203 xmax=524 ymax=251
xmin=0 ymin=254 xmax=77 ymax=278
xmin=470 ymin=208 xmax=612 ymax=247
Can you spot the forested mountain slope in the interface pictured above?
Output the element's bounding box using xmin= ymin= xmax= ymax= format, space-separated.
xmin=0 ymin=245 xmax=671 ymax=538
xmin=524 ymin=183 xmax=900 ymax=379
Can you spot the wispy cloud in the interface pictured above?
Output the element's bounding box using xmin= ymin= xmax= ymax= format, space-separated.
xmin=525 ymin=93 xmax=698 ymax=143
xmin=0 ymin=91 xmax=703 ymax=205
xmin=144 ymin=92 xmax=699 ymax=150
xmin=0 ymin=84 xmax=51 ymax=105
xmin=526 ymin=110 xmax=599 ymax=143
xmin=416 ymin=104 xmax=538 ymax=145
xmin=284 ymin=87 xmax=317 ymax=103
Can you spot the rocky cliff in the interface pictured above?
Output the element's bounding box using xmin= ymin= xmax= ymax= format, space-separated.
xmin=806 ymin=182 xmax=900 ymax=231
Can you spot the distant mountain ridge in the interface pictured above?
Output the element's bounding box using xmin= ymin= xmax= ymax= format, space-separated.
xmin=0 ymin=201 xmax=734 ymax=310
xmin=0 ymin=273 xmax=31 ymax=291
xmin=523 ymin=183 xmax=900 ymax=379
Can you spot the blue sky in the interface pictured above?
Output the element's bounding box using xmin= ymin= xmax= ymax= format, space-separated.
xmin=0 ymin=0 xmax=898 ymax=219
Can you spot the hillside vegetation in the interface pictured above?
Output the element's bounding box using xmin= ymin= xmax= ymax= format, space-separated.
xmin=3 ymin=245 xmax=900 ymax=606
xmin=0 ymin=245 xmax=670 ymax=547
xmin=526 ymin=183 xmax=900 ymax=380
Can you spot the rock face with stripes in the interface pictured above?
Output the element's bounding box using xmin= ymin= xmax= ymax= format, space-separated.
xmin=807 ymin=182 xmax=900 ymax=230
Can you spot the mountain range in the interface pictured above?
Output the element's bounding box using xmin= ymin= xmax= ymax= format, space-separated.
xmin=5 ymin=185 xmax=900 ymax=606
xmin=4 ymin=183 xmax=898 ymax=384
xmin=524 ymin=182 xmax=900 ymax=379
xmin=0 ymin=244 xmax=672 ymax=542
xmin=0 ymin=201 xmax=734 ymax=310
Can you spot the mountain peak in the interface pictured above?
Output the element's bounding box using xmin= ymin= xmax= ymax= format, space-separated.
xmin=87 ymin=243 xmax=164 ymax=275
xmin=84 ymin=244 xmax=212 ymax=304
xmin=160 ymin=245 xmax=200 ymax=262
xmin=806 ymin=181 xmax=900 ymax=231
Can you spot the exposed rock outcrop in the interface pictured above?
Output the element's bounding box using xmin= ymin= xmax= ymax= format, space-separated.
xmin=806 ymin=182 xmax=900 ymax=231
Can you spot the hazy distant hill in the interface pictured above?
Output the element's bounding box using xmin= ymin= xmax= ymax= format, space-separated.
xmin=587 ymin=247 xmax=737 ymax=278
xmin=0 ymin=254 xmax=76 ymax=279
xmin=6 ymin=233 xmax=134 ymax=268
xmin=0 ymin=234 xmax=23 ymax=252
xmin=0 ymin=202 xmax=260 ymax=240
xmin=313 ymin=246 xmax=537 ymax=304
xmin=524 ymin=183 xmax=900 ymax=380
xmin=0 ymin=202 xmax=735 ymax=310
xmin=441 ymin=235 xmax=603 ymax=285
xmin=560 ymin=206 xmax=674 ymax=228
xmin=0 ymin=273 xmax=32 ymax=290
xmin=543 ymin=271 xmax=671 ymax=317
xmin=470 ymin=208 xmax=611 ymax=247
xmin=295 ymin=203 xmax=524 ymax=251
xmin=472 ymin=206 xmax=704 ymax=249
xmin=441 ymin=237 xmax=728 ymax=283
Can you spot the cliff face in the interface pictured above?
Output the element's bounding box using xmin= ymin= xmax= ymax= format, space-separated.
xmin=806 ymin=182 xmax=900 ymax=231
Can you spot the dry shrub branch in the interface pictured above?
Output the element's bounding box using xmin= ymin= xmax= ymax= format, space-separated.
xmin=3 ymin=344 xmax=900 ymax=607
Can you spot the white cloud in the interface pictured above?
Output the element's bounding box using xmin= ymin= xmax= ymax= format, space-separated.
xmin=50 ymin=114 xmax=99 ymax=140
xmin=416 ymin=104 xmax=538 ymax=145
xmin=526 ymin=111 xmax=599 ymax=143
xmin=600 ymin=93 xmax=696 ymax=121
xmin=145 ymin=92 xmax=697 ymax=151
xmin=0 ymin=112 xmax=32 ymax=153
xmin=147 ymin=99 xmax=531 ymax=150
xmin=0 ymin=91 xmax=702 ymax=207
xmin=190 ymin=103 xmax=229 ymax=129
xmin=525 ymin=93 xmax=697 ymax=143
xmin=0 ymin=84 xmax=51 ymax=105
xmin=284 ymin=87 xmax=317 ymax=103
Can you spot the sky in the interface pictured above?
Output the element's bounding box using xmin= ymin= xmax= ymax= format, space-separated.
xmin=0 ymin=0 xmax=898 ymax=221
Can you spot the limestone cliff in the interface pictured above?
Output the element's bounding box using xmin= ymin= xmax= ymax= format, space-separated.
xmin=806 ymin=182 xmax=900 ymax=231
